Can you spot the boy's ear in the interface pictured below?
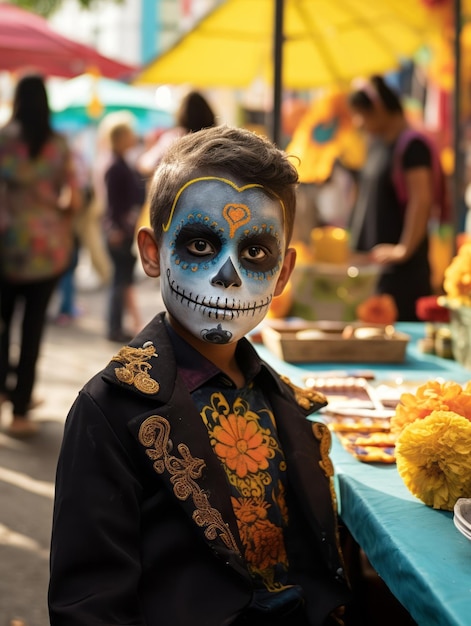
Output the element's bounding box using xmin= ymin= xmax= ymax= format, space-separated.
xmin=273 ymin=247 xmax=296 ymax=297
xmin=137 ymin=227 xmax=161 ymax=278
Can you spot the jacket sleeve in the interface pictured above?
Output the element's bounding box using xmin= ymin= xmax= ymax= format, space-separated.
xmin=48 ymin=390 xmax=145 ymax=626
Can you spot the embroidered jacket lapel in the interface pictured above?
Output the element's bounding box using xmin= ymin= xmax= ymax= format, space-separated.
xmin=102 ymin=313 xmax=249 ymax=582
xmin=263 ymin=372 xmax=341 ymax=571
xmin=135 ymin=387 xmax=247 ymax=561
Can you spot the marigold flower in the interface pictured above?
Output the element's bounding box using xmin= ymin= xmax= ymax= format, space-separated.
xmin=356 ymin=294 xmax=398 ymax=325
xmin=396 ymin=410 xmax=471 ymax=510
xmin=391 ymin=380 xmax=471 ymax=434
xmin=443 ymin=242 xmax=471 ymax=305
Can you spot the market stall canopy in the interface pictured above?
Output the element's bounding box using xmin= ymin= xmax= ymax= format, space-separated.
xmin=0 ymin=3 xmax=137 ymax=79
xmin=135 ymin=0 xmax=437 ymax=90
xmin=286 ymin=89 xmax=366 ymax=184
xmin=48 ymin=73 xmax=173 ymax=133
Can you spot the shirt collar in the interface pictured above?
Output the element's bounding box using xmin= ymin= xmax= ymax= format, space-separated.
xmin=164 ymin=316 xmax=263 ymax=393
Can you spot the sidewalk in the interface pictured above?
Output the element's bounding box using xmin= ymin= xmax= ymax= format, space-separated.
xmin=0 ymin=272 xmax=164 ymax=626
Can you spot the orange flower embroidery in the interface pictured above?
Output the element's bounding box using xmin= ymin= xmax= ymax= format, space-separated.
xmin=213 ymin=414 xmax=270 ymax=478
xmin=232 ymin=497 xmax=288 ymax=572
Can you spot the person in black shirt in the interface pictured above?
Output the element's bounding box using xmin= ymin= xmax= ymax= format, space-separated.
xmin=103 ymin=116 xmax=146 ymax=342
xmin=348 ymin=75 xmax=434 ymax=321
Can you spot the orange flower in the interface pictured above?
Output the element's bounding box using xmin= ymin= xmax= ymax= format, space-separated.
xmin=232 ymin=497 xmax=288 ymax=571
xmin=213 ymin=414 xmax=270 ymax=478
xmin=232 ymin=496 xmax=269 ymax=525
xmin=391 ymin=380 xmax=471 ymax=434
xmin=356 ymin=294 xmax=398 ymax=325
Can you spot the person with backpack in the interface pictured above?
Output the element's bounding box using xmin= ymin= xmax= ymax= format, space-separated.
xmin=348 ymin=75 xmax=441 ymax=321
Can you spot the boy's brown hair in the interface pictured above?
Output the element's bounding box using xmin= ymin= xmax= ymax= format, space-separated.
xmin=147 ymin=125 xmax=299 ymax=245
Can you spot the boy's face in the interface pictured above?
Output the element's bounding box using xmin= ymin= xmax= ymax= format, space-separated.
xmin=157 ymin=176 xmax=288 ymax=345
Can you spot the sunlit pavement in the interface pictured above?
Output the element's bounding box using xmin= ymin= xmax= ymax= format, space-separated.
xmin=0 ymin=270 xmax=163 ymax=626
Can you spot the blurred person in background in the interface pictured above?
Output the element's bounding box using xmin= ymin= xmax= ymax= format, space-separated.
xmin=54 ymin=147 xmax=92 ymax=326
xmin=134 ymin=90 xmax=217 ymax=239
xmin=348 ymin=75 xmax=435 ymax=321
xmin=0 ymin=73 xmax=81 ymax=437
xmin=103 ymin=114 xmax=146 ymax=343
xmin=79 ymin=114 xmax=121 ymax=288
xmin=137 ymin=90 xmax=216 ymax=177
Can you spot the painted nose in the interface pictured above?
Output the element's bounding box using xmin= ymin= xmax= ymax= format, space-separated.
xmin=211 ymin=258 xmax=242 ymax=288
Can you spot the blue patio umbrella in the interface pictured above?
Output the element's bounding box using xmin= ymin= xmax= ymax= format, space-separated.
xmin=48 ymin=73 xmax=174 ymax=134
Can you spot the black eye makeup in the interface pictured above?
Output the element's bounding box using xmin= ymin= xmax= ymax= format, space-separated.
xmin=174 ymin=224 xmax=223 ymax=262
xmin=238 ymin=233 xmax=281 ymax=273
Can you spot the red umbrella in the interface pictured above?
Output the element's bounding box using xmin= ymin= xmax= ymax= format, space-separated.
xmin=0 ymin=3 xmax=137 ymax=79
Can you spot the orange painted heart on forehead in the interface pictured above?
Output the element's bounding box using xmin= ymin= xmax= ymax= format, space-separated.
xmin=222 ymin=203 xmax=251 ymax=238
xmin=163 ymin=176 xmax=285 ymax=233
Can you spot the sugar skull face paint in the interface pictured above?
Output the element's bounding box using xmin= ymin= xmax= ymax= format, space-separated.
xmin=160 ymin=177 xmax=286 ymax=344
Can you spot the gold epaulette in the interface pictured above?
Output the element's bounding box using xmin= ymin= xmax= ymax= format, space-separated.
xmin=279 ymin=375 xmax=327 ymax=411
xmin=111 ymin=341 xmax=160 ymax=394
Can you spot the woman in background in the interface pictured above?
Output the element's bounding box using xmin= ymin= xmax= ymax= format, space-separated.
xmin=0 ymin=74 xmax=80 ymax=437
xmin=137 ymin=90 xmax=216 ymax=177
xmin=348 ymin=75 xmax=434 ymax=321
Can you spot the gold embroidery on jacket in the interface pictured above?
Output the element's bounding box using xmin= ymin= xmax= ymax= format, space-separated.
xmin=313 ymin=421 xmax=338 ymax=513
xmin=139 ymin=415 xmax=240 ymax=554
xmin=112 ymin=344 xmax=159 ymax=394
xmin=312 ymin=422 xmax=334 ymax=478
xmin=312 ymin=421 xmax=349 ymax=587
xmin=280 ymin=375 xmax=326 ymax=411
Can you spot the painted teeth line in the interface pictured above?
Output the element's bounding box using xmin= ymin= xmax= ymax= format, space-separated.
xmin=172 ymin=290 xmax=270 ymax=319
xmin=168 ymin=278 xmax=271 ymax=318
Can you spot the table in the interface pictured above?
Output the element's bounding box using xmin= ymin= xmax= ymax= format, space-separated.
xmin=255 ymin=322 xmax=471 ymax=626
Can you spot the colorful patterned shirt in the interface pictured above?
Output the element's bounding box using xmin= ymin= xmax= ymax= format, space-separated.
xmin=166 ymin=321 xmax=292 ymax=594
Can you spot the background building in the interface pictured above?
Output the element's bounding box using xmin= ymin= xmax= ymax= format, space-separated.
xmin=49 ymin=0 xmax=218 ymax=66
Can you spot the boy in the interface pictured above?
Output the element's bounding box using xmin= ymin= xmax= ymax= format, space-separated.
xmin=103 ymin=114 xmax=146 ymax=342
xmin=48 ymin=126 xmax=350 ymax=625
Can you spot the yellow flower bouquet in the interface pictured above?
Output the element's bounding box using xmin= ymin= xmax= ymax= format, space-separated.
xmin=442 ymin=242 xmax=471 ymax=306
xmin=439 ymin=242 xmax=471 ymax=368
xmin=392 ymin=380 xmax=471 ymax=510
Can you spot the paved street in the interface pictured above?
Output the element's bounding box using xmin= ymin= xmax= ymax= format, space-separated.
xmin=0 ymin=268 xmax=164 ymax=626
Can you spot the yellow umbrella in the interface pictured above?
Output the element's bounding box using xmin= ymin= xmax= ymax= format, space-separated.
xmin=135 ymin=0 xmax=437 ymax=90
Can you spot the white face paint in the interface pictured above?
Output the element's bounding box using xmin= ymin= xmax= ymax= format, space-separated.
xmin=160 ymin=176 xmax=286 ymax=344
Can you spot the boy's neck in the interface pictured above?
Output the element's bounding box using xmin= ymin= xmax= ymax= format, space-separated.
xmin=167 ymin=315 xmax=246 ymax=388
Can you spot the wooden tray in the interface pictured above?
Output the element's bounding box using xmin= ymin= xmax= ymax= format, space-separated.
xmin=260 ymin=320 xmax=410 ymax=363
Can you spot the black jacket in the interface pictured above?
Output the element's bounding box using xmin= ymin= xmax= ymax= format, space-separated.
xmin=48 ymin=312 xmax=350 ymax=626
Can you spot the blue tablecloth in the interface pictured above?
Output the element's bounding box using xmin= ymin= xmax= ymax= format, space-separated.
xmin=258 ymin=322 xmax=471 ymax=386
xmin=255 ymin=322 xmax=471 ymax=626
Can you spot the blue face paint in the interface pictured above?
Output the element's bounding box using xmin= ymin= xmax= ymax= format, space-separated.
xmin=160 ymin=177 xmax=286 ymax=344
